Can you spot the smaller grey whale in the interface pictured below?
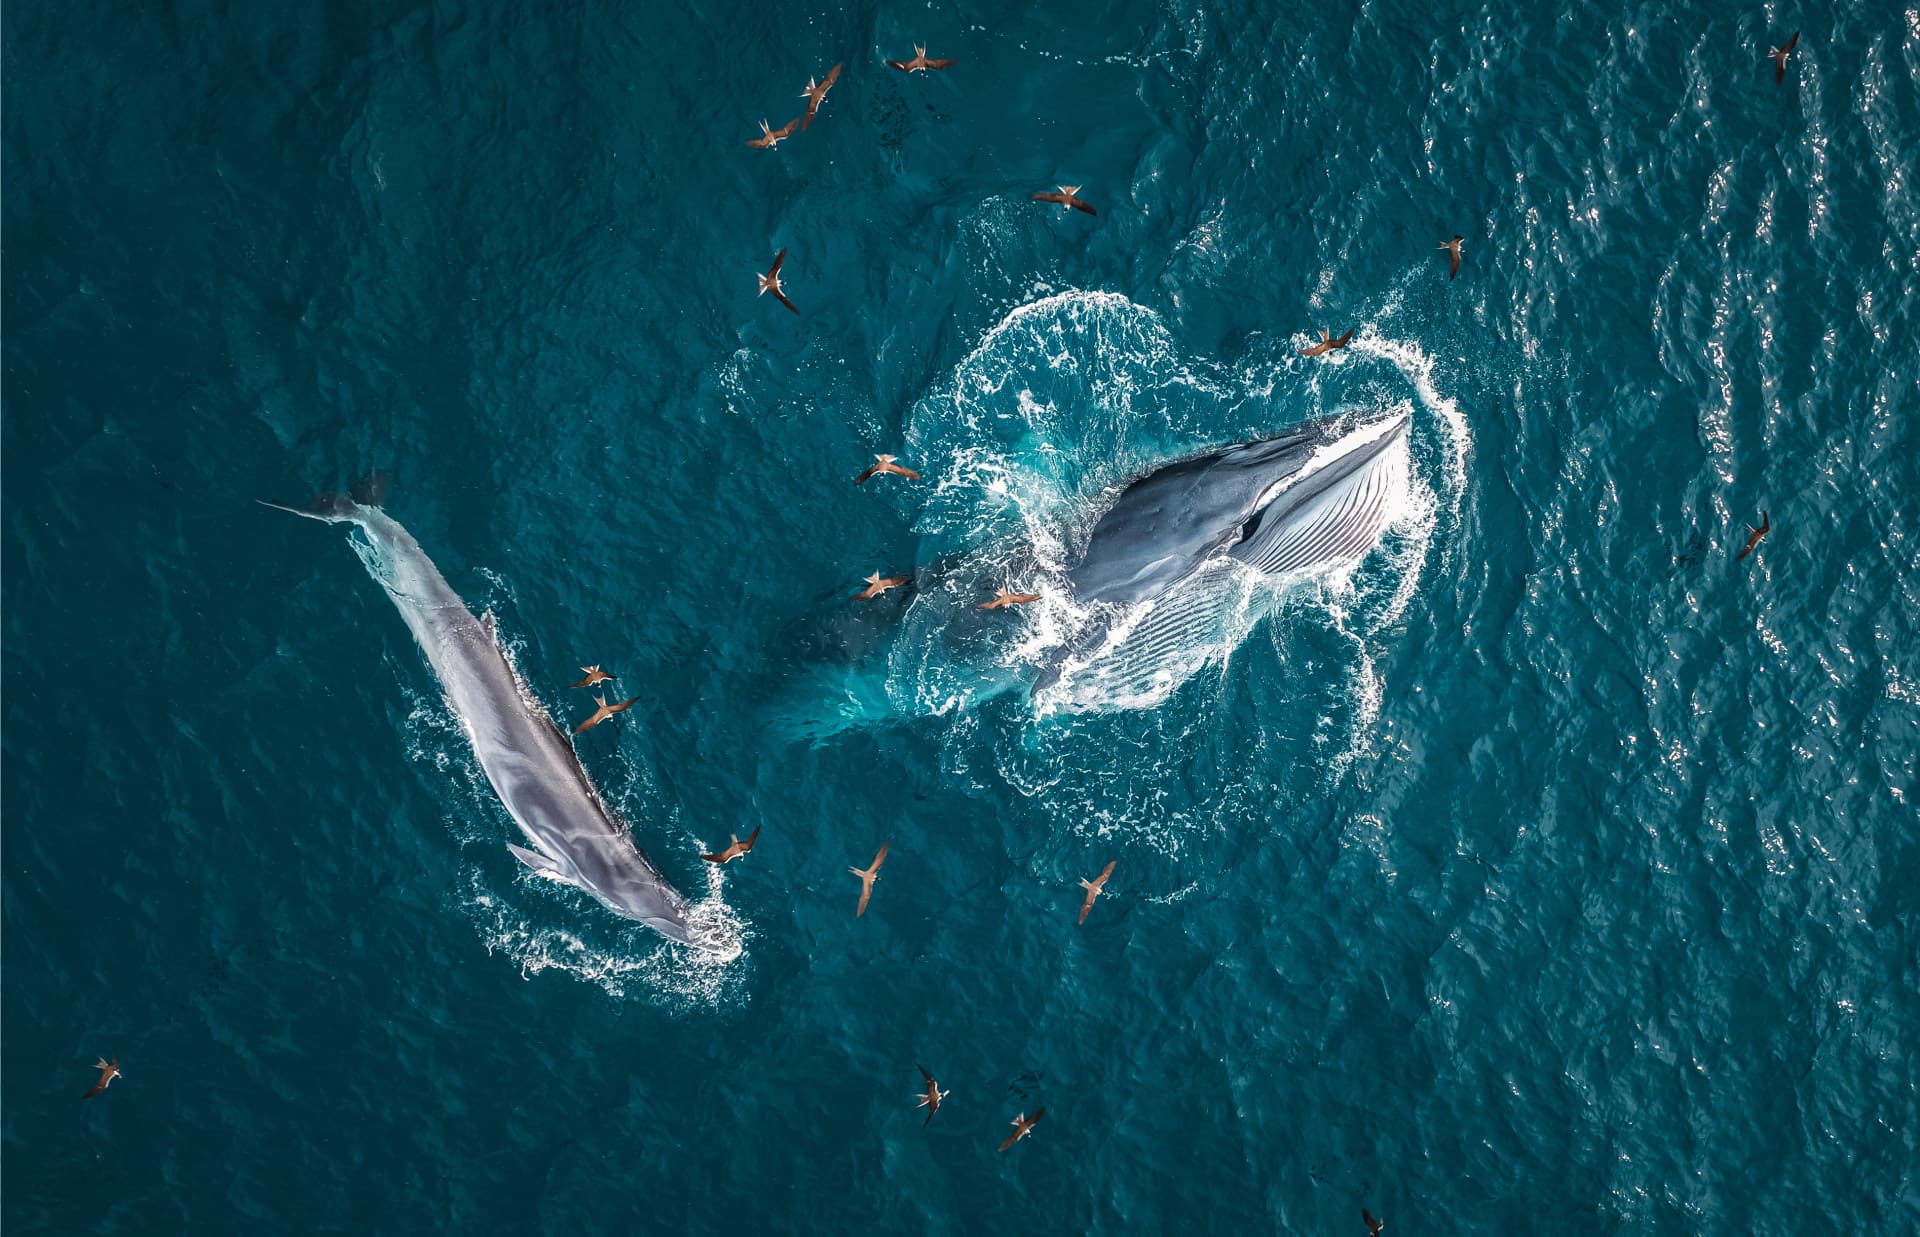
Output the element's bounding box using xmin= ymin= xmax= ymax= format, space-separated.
xmin=266 ymin=475 xmax=698 ymax=946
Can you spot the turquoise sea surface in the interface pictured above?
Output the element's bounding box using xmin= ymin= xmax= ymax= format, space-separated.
xmin=5 ymin=0 xmax=1918 ymax=1232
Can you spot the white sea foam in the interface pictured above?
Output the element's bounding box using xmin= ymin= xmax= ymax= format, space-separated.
xmin=390 ymin=612 xmax=746 ymax=1004
xmin=465 ymin=867 xmax=745 ymax=1006
xmin=779 ymin=288 xmax=1470 ymax=841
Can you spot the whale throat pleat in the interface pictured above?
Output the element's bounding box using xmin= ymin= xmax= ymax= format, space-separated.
xmin=1049 ymin=433 xmax=1408 ymax=709
xmin=1232 ymin=437 xmax=1405 ymax=578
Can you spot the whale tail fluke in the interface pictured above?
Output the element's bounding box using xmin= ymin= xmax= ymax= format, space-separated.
xmin=348 ymin=470 xmax=389 ymax=508
xmin=259 ymin=471 xmax=391 ymax=523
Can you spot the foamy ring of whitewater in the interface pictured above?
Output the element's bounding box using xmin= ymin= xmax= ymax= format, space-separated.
xmin=896 ymin=290 xmax=1469 ymax=753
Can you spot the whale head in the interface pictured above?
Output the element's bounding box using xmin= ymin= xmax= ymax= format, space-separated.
xmin=1033 ymin=409 xmax=1413 ymax=703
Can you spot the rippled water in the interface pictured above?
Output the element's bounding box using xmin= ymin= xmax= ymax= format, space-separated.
xmin=5 ymin=0 xmax=1917 ymax=1232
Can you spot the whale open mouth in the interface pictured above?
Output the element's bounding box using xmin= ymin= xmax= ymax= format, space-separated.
xmin=1036 ymin=412 xmax=1413 ymax=712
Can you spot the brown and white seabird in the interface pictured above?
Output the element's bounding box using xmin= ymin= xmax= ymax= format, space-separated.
xmin=998 ymin=1107 xmax=1045 ymax=1152
xmin=1077 ymin=859 xmax=1116 ymax=925
xmin=573 ymin=693 xmax=639 ymax=736
xmin=850 ymin=840 xmax=890 ymax=917
xmin=1299 ymin=328 xmax=1355 ymax=358
xmin=1769 ymin=32 xmax=1800 ymax=87
xmin=747 ymin=117 xmax=800 ymax=149
xmin=1439 ymin=235 xmax=1463 ymax=280
xmin=702 ymin=825 xmax=762 ymax=865
xmin=916 ymin=1065 xmax=948 ymax=1126
xmin=800 ymin=63 xmax=843 ymax=130
xmin=1736 ymin=511 xmax=1770 ymax=562
xmin=855 ymin=454 xmax=922 ymax=484
xmin=569 ymin=666 xmax=615 ymax=689
xmin=1032 ymin=186 xmax=1096 ymax=215
xmin=758 ymin=248 xmax=800 ymax=315
xmin=83 ymin=1056 xmax=121 ymax=1100
xmin=977 ymin=587 xmax=1041 ymax=610
xmin=887 ymin=45 xmax=956 ymax=73
xmin=853 ymin=571 xmax=910 ymax=600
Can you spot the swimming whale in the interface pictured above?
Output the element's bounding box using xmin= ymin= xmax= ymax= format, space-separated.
xmin=265 ymin=475 xmax=697 ymax=946
xmin=1035 ymin=409 xmax=1411 ymax=699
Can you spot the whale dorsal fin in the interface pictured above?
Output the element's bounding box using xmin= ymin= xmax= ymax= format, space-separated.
xmin=508 ymin=843 xmax=577 ymax=886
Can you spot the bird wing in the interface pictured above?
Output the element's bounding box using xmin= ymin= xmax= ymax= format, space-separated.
xmin=872 ymin=839 xmax=890 ymax=870
xmin=856 ymin=880 xmax=873 ymax=917
xmin=1449 ymin=248 xmax=1461 ymax=278
xmin=823 ymin=63 xmax=842 ymax=88
xmin=1079 ymin=891 xmax=1094 ymax=924
xmin=572 ymin=711 xmax=602 ymax=736
xmin=886 ymin=59 xmax=910 ymax=71
xmin=1775 ymin=56 xmax=1786 ymax=85
xmin=610 ymin=696 xmax=640 ymax=714
xmin=1032 ymin=193 xmax=1066 ymax=205
xmin=747 ymin=132 xmax=773 ymax=148
xmin=926 ymin=57 xmax=956 ymax=69
xmin=802 ymin=99 xmax=821 ymax=130
xmin=701 ymin=850 xmax=727 ymax=863
xmin=743 ymin=825 xmax=762 ymax=851
xmin=894 ymin=465 xmax=922 ymax=480
xmin=83 ymin=1079 xmax=107 ymax=1099
xmin=1098 ymin=860 xmax=1117 ymax=884
xmin=773 ymin=117 xmax=800 ymax=139
xmin=773 ymin=289 xmax=800 ymax=315
xmin=998 ymin=1129 xmax=1020 ymax=1152
xmin=1782 ymin=31 xmax=1799 ymax=54
xmin=1299 ymin=341 xmax=1327 ymax=356
xmin=769 ymin=248 xmax=787 ymax=276
xmin=919 ymin=1064 xmax=935 ymax=1085
xmin=1008 ymin=593 xmax=1040 ymax=604
xmin=1335 ymin=329 xmax=1355 ymax=346
xmin=1070 ymin=197 xmax=1097 ymax=215
xmin=854 ymin=462 xmax=881 ymax=484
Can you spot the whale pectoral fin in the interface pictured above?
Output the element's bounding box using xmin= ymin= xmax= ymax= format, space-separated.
xmin=508 ymin=843 xmax=577 ymax=886
xmin=481 ymin=611 xmax=497 ymax=642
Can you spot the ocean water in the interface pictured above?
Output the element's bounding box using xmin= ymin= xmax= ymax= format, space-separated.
xmin=4 ymin=0 xmax=1918 ymax=1231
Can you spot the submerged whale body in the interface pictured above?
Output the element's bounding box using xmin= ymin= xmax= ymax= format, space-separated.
xmin=1035 ymin=410 xmax=1411 ymax=702
xmin=267 ymin=475 xmax=698 ymax=946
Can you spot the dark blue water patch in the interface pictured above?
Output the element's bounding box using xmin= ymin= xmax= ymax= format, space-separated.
xmin=6 ymin=0 xmax=1919 ymax=1233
